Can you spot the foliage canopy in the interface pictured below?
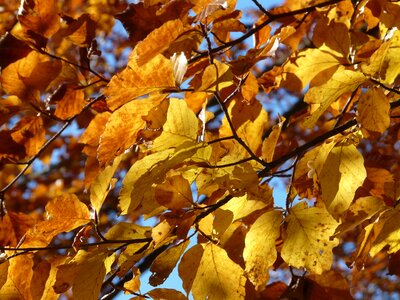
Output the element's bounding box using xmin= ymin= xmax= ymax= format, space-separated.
xmin=0 ymin=0 xmax=400 ymax=299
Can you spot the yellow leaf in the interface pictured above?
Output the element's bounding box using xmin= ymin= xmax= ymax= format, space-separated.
xmin=97 ymin=96 xmax=164 ymax=166
xmin=79 ymin=112 xmax=111 ymax=157
xmin=22 ymin=194 xmax=90 ymax=248
xmin=199 ymin=61 xmax=234 ymax=92
xmin=283 ymin=48 xmax=341 ymax=91
xmin=361 ymin=30 xmax=400 ymax=84
xmin=104 ymin=222 xmax=151 ymax=241
xmin=105 ymin=53 xmax=175 ymax=110
xmin=134 ymin=19 xmax=185 ymax=65
xmin=261 ymin=117 xmax=285 ymax=162
xmin=220 ymin=98 xmax=268 ymax=155
xmin=313 ymin=19 xmax=350 ymax=58
xmin=124 ymin=267 xmax=141 ymax=294
xmin=149 ymin=240 xmax=190 ymax=286
xmin=119 ymin=143 xmax=210 ymax=215
xmin=0 ymin=255 xmax=33 ymax=299
xmin=304 ymin=67 xmax=366 ymax=127
xmin=151 ymin=99 xmax=199 ymax=151
xmin=281 ymin=202 xmax=339 ymax=274
xmin=90 ymin=155 xmax=122 ymax=213
xmin=357 ymin=87 xmax=390 ymax=136
xmin=319 ymin=144 xmax=367 ymax=219
xmin=11 ymin=116 xmax=46 ymax=156
xmin=370 ymin=208 xmax=400 ymax=257
xmin=155 ymin=175 xmax=193 ymax=210
xmin=241 ymin=72 xmax=259 ymax=102
xmin=178 ymin=244 xmax=246 ymax=299
xmin=243 ymin=210 xmax=282 ymax=290
xmin=53 ymin=250 xmax=115 ymax=300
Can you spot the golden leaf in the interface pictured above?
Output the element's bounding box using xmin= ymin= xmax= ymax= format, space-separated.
xmin=361 ymin=30 xmax=400 ymax=85
xmin=53 ymin=250 xmax=115 ymax=300
xmin=155 ymin=175 xmax=193 ymax=211
xmin=199 ymin=61 xmax=234 ymax=92
xmin=370 ymin=208 xmax=400 ymax=257
xmin=97 ymin=96 xmax=164 ymax=166
xmin=22 ymin=194 xmax=90 ymax=248
xmin=357 ymin=87 xmax=390 ymax=136
xmin=151 ymin=98 xmax=199 ymax=151
xmin=79 ymin=112 xmax=111 ymax=157
xmin=318 ymin=144 xmax=367 ymax=219
xmin=11 ymin=116 xmax=46 ymax=156
xmin=282 ymin=48 xmax=341 ymax=91
xmin=90 ymin=155 xmax=122 ymax=213
xmin=179 ymin=243 xmax=246 ymax=299
xmin=104 ymin=53 xmax=175 ymax=110
xmin=281 ymin=202 xmax=339 ymax=274
xmin=262 ymin=117 xmax=285 ymax=162
xmin=304 ymin=67 xmax=366 ymax=127
xmin=149 ymin=240 xmax=190 ymax=286
xmin=134 ymin=19 xmax=185 ymax=65
xmin=1 ymin=51 xmax=62 ymax=102
xmin=53 ymin=84 xmax=86 ymax=120
xmin=243 ymin=210 xmax=282 ymax=290
xmin=18 ymin=0 xmax=60 ymax=38
xmin=0 ymin=255 xmax=33 ymax=299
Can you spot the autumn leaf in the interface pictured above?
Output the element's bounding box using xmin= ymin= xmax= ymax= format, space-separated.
xmin=134 ymin=19 xmax=186 ymax=65
xmin=318 ymin=144 xmax=367 ymax=219
xmin=104 ymin=53 xmax=175 ymax=110
xmin=199 ymin=61 xmax=234 ymax=92
xmin=281 ymin=202 xmax=339 ymax=274
xmin=243 ymin=210 xmax=282 ymax=290
xmin=22 ymin=194 xmax=90 ymax=248
xmin=0 ymin=255 xmax=33 ymax=299
xmin=150 ymin=240 xmax=190 ymax=286
xmin=53 ymin=250 xmax=115 ymax=300
xmin=304 ymin=67 xmax=366 ymax=127
xmin=357 ymin=87 xmax=390 ymax=137
xmin=179 ymin=243 xmax=246 ymax=299
xmin=155 ymin=175 xmax=193 ymax=211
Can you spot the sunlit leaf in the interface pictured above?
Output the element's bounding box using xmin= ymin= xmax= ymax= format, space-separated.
xmin=304 ymin=67 xmax=366 ymax=127
xmin=318 ymin=144 xmax=367 ymax=219
xmin=97 ymin=96 xmax=164 ymax=166
xmin=179 ymin=243 xmax=246 ymax=299
xmin=155 ymin=175 xmax=193 ymax=211
xmin=281 ymin=202 xmax=340 ymax=274
xmin=0 ymin=255 xmax=33 ymax=299
xmin=199 ymin=61 xmax=234 ymax=92
xmin=54 ymin=250 xmax=115 ymax=300
xmin=22 ymin=194 xmax=90 ymax=248
xmin=53 ymin=84 xmax=87 ymax=120
xmin=370 ymin=208 xmax=400 ymax=257
xmin=104 ymin=53 xmax=175 ymax=110
xmin=243 ymin=210 xmax=282 ymax=289
xmin=357 ymin=87 xmax=390 ymax=137
xmin=134 ymin=19 xmax=185 ymax=65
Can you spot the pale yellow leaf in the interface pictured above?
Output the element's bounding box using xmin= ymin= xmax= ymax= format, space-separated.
xmin=319 ymin=144 xmax=367 ymax=219
xmin=90 ymin=155 xmax=122 ymax=213
xmin=281 ymin=202 xmax=339 ymax=274
xmin=283 ymin=48 xmax=341 ymax=91
xmin=304 ymin=67 xmax=366 ymax=127
xmin=119 ymin=144 xmax=211 ymax=215
xmin=243 ymin=210 xmax=282 ymax=290
xmin=134 ymin=19 xmax=185 ymax=65
xmin=151 ymin=99 xmax=199 ymax=151
xmin=357 ymin=87 xmax=390 ymax=136
xmin=105 ymin=54 xmax=175 ymax=110
xmin=178 ymin=244 xmax=246 ymax=299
